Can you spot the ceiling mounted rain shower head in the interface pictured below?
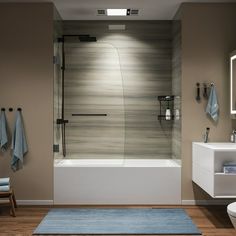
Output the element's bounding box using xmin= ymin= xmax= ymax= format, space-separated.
xmin=78 ymin=35 xmax=97 ymax=42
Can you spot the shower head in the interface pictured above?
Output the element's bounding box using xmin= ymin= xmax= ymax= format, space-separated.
xmin=78 ymin=35 xmax=97 ymax=42
xmin=60 ymin=35 xmax=97 ymax=43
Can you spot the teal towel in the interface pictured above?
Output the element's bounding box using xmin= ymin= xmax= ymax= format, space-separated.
xmin=11 ymin=111 xmax=28 ymax=172
xmin=206 ymin=86 xmax=219 ymax=121
xmin=0 ymin=177 xmax=10 ymax=186
xmin=0 ymin=110 xmax=8 ymax=151
xmin=0 ymin=185 xmax=10 ymax=192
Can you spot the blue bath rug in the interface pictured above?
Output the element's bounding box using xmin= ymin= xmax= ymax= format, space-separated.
xmin=33 ymin=208 xmax=201 ymax=235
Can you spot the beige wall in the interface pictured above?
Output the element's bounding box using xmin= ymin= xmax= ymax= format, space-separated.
xmin=0 ymin=3 xmax=54 ymax=200
xmin=180 ymin=3 xmax=236 ymax=200
xmin=1 ymin=2 xmax=236 ymax=202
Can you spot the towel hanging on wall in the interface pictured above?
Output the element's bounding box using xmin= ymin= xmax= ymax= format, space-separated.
xmin=0 ymin=109 xmax=8 ymax=151
xmin=11 ymin=110 xmax=28 ymax=171
xmin=206 ymin=85 xmax=219 ymax=121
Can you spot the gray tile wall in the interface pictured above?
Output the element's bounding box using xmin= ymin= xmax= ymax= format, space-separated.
xmin=63 ymin=21 xmax=173 ymax=159
xmin=53 ymin=7 xmax=63 ymax=158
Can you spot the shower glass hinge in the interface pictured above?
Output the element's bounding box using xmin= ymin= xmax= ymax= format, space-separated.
xmin=53 ymin=144 xmax=60 ymax=153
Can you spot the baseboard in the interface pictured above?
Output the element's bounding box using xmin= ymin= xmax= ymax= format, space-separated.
xmin=0 ymin=199 xmax=233 ymax=206
xmin=182 ymin=199 xmax=234 ymax=205
xmin=18 ymin=200 xmax=53 ymax=205
xmin=0 ymin=199 xmax=53 ymax=205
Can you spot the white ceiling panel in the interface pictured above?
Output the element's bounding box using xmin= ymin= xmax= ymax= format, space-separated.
xmin=0 ymin=0 xmax=235 ymax=20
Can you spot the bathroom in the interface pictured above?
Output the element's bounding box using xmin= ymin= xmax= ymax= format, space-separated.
xmin=1 ymin=1 xmax=236 ymax=235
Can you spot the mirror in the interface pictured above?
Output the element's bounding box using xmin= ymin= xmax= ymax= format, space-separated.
xmin=230 ymin=51 xmax=236 ymax=115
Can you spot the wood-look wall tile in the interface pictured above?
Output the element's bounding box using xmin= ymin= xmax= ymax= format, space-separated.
xmin=63 ymin=21 xmax=174 ymax=159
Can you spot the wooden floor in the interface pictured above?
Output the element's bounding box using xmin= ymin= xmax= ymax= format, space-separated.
xmin=0 ymin=205 xmax=235 ymax=236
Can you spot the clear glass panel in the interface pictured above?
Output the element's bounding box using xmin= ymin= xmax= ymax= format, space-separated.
xmin=64 ymin=40 xmax=125 ymax=161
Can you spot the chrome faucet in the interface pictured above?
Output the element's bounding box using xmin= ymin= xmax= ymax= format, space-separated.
xmin=204 ymin=127 xmax=210 ymax=143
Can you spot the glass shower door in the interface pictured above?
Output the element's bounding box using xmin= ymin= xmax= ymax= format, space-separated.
xmin=63 ymin=40 xmax=125 ymax=161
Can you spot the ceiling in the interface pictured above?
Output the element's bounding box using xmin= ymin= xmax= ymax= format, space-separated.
xmin=1 ymin=0 xmax=236 ymax=20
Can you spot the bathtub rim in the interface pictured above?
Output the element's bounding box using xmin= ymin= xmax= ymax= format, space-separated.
xmin=54 ymin=158 xmax=181 ymax=168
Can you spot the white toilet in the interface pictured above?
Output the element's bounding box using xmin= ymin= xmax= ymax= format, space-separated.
xmin=227 ymin=202 xmax=236 ymax=228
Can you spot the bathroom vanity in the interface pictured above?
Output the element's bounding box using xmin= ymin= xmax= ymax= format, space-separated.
xmin=192 ymin=142 xmax=236 ymax=198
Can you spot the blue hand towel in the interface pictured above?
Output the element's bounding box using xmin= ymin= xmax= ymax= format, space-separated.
xmin=206 ymin=86 xmax=219 ymax=121
xmin=11 ymin=111 xmax=28 ymax=172
xmin=0 ymin=185 xmax=10 ymax=192
xmin=0 ymin=177 xmax=10 ymax=186
xmin=0 ymin=110 xmax=8 ymax=151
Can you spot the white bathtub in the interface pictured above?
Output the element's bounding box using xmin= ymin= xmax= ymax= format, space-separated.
xmin=54 ymin=159 xmax=181 ymax=205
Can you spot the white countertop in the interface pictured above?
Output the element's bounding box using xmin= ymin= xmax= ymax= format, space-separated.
xmin=193 ymin=142 xmax=236 ymax=150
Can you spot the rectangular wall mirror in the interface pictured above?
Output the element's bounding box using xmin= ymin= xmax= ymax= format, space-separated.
xmin=230 ymin=51 xmax=236 ymax=115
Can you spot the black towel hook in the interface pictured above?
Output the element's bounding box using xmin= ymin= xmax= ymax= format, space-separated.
xmin=203 ymin=83 xmax=208 ymax=99
xmin=17 ymin=108 xmax=22 ymax=111
xmin=196 ymin=83 xmax=201 ymax=102
xmin=1 ymin=108 xmax=5 ymax=111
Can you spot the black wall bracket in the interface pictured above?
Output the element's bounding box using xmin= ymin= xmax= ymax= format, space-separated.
xmin=56 ymin=119 xmax=69 ymax=124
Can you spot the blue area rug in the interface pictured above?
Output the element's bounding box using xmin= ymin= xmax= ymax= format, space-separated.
xmin=33 ymin=208 xmax=201 ymax=235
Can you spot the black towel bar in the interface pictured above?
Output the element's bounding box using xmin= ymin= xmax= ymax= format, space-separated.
xmin=72 ymin=114 xmax=107 ymax=116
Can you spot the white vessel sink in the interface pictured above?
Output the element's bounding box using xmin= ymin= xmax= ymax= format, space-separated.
xmin=192 ymin=142 xmax=236 ymax=198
